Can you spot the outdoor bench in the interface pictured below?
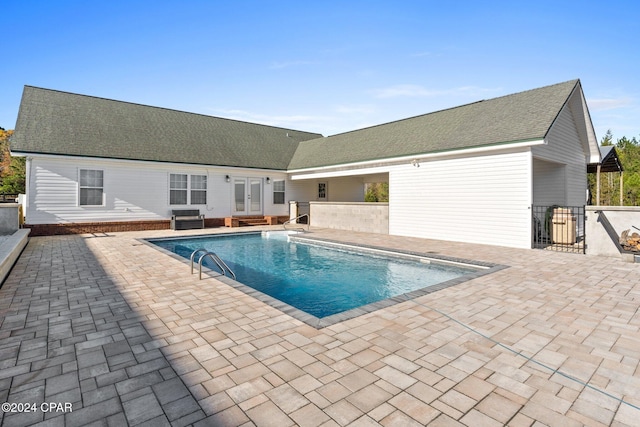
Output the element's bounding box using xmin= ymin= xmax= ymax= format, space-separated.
xmin=170 ymin=209 xmax=205 ymax=230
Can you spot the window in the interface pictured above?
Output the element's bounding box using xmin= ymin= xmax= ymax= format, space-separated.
xmin=79 ymin=169 xmax=104 ymax=206
xmin=190 ymin=175 xmax=207 ymax=205
xmin=170 ymin=174 xmax=207 ymax=205
xmin=170 ymin=174 xmax=188 ymax=205
xmin=318 ymin=182 xmax=327 ymax=200
xmin=273 ymin=180 xmax=285 ymax=204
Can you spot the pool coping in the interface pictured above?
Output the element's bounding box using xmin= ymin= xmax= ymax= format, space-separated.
xmin=142 ymin=230 xmax=508 ymax=328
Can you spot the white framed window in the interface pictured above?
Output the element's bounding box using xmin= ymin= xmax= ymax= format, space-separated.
xmin=190 ymin=175 xmax=207 ymax=205
xmin=169 ymin=174 xmax=207 ymax=205
xmin=170 ymin=174 xmax=188 ymax=205
xmin=79 ymin=169 xmax=104 ymax=206
xmin=273 ymin=180 xmax=285 ymax=204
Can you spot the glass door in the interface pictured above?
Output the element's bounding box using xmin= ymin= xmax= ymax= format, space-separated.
xmin=233 ymin=179 xmax=246 ymax=214
xmin=233 ymin=178 xmax=262 ymax=215
xmin=249 ymin=178 xmax=262 ymax=213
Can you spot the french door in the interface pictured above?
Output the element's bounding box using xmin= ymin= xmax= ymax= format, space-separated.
xmin=233 ymin=178 xmax=262 ymax=215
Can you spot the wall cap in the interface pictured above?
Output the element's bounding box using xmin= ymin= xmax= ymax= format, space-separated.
xmin=309 ymin=202 xmax=389 ymax=206
xmin=586 ymin=206 xmax=640 ymax=212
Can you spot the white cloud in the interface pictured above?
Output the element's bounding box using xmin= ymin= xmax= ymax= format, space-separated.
xmin=369 ymin=84 xmax=498 ymax=99
xmin=334 ymin=104 xmax=375 ymax=114
xmin=588 ymin=97 xmax=633 ymax=111
xmin=213 ymin=108 xmax=331 ymax=132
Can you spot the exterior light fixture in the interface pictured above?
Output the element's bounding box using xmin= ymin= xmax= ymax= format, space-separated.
xmin=411 ymin=159 xmax=420 ymax=168
xmin=225 ymin=175 xmax=230 ymax=182
xmin=266 ymin=177 xmax=271 ymax=184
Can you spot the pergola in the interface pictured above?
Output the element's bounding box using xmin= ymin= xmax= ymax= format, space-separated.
xmin=587 ymin=146 xmax=624 ymax=205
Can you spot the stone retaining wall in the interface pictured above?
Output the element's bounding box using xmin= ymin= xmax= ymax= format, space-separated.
xmin=310 ymin=202 xmax=389 ymax=234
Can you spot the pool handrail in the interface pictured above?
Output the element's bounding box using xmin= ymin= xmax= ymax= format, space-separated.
xmin=283 ymin=213 xmax=309 ymax=231
xmin=190 ymin=249 xmax=236 ymax=280
xmin=190 ymin=248 xmax=210 ymax=273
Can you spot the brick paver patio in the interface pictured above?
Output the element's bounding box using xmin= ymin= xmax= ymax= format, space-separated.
xmin=0 ymin=226 xmax=639 ymax=426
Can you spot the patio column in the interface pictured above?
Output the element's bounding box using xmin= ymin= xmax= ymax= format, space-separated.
xmin=596 ymin=164 xmax=601 ymax=205
xmin=620 ymin=171 xmax=624 ymax=206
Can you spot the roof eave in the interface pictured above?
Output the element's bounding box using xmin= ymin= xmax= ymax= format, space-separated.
xmin=11 ymin=151 xmax=289 ymax=172
xmin=288 ymin=138 xmax=545 ymax=178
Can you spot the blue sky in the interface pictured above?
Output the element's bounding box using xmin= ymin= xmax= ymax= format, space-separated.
xmin=2 ymin=1 xmax=639 ymax=141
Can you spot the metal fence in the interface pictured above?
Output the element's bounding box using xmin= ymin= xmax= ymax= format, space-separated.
xmin=532 ymin=205 xmax=585 ymax=254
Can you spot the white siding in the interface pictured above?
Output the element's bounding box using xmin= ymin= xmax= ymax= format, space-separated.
xmin=26 ymin=156 xmax=289 ymax=224
xmin=389 ymin=149 xmax=533 ymax=248
xmin=532 ymin=158 xmax=566 ymax=206
xmin=532 ymin=103 xmax=588 ymax=206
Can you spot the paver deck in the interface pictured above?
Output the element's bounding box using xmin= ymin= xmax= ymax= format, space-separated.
xmin=0 ymin=226 xmax=639 ymax=426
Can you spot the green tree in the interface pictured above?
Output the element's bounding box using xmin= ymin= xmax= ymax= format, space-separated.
xmin=589 ymin=131 xmax=640 ymax=206
xmin=365 ymin=182 xmax=389 ymax=202
xmin=0 ymin=157 xmax=26 ymax=194
xmin=617 ymin=136 xmax=640 ymax=206
xmin=601 ymin=129 xmax=614 ymax=146
xmin=0 ymin=127 xmax=26 ymax=194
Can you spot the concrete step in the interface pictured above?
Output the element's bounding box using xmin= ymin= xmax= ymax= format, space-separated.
xmin=238 ymin=219 xmax=269 ymax=226
xmin=225 ymin=216 xmax=272 ymax=227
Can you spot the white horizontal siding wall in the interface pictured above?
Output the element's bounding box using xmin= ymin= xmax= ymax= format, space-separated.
xmin=389 ymin=149 xmax=533 ymax=248
xmin=25 ymin=156 xmax=289 ymax=224
xmin=532 ymin=158 xmax=566 ymax=206
xmin=532 ymin=103 xmax=588 ymax=207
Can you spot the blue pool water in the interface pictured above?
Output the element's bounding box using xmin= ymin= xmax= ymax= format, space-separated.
xmin=150 ymin=231 xmax=479 ymax=319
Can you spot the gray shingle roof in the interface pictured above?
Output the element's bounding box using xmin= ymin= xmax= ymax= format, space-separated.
xmin=288 ymin=80 xmax=580 ymax=170
xmin=12 ymin=80 xmax=581 ymax=172
xmin=11 ymin=86 xmax=322 ymax=170
xmin=587 ymin=145 xmax=623 ymax=173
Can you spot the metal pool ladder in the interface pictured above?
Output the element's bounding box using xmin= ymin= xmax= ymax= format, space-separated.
xmin=190 ymin=249 xmax=236 ymax=280
xmin=283 ymin=213 xmax=310 ymax=231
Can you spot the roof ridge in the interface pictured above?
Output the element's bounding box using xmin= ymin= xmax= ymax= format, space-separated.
xmin=321 ymin=79 xmax=580 ymax=139
xmin=22 ymin=85 xmax=323 ymax=137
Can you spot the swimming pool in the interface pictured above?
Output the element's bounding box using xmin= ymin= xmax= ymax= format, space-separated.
xmin=148 ymin=231 xmax=501 ymax=327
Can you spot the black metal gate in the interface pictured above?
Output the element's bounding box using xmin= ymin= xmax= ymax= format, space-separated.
xmin=532 ymin=205 xmax=585 ymax=254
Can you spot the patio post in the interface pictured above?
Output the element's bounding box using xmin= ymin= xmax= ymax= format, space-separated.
xmin=596 ymin=163 xmax=601 ymax=205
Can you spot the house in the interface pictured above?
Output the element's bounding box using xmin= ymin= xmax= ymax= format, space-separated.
xmin=11 ymin=80 xmax=600 ymax=248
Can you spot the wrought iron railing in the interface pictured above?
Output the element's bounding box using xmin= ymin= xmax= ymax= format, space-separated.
xmin=532 ymin=205 xmax=585 ymax=254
